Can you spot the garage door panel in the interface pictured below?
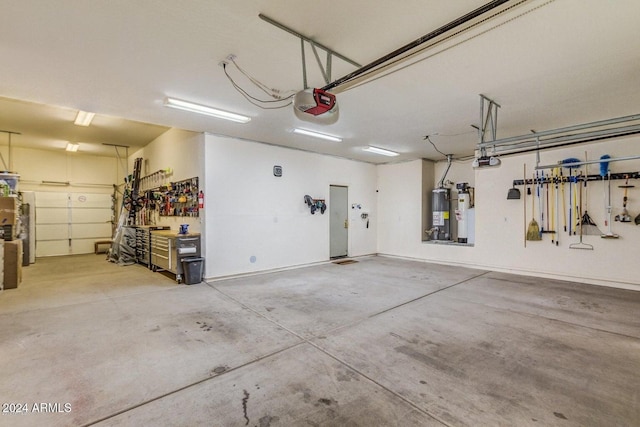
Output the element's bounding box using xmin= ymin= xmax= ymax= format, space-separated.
xmin=36 ymin=240 xmax=70 ymax=257
xmin=71 ymin=208 xmax=111 ymax=223
xmin=36 ymin=224 xmax=69 ymax=240
xmin=71 ymin=223 xmax=112 ymax=239
xmin=35 ymin=208 xmax=68 ymax=225
xmin=71 ymin=239 xmax=99 ymax=255
xmin=69 ymin=193 xmax=112 ymax=208
xmin=36 ymin=191 xmax=113 ymax=257
xmin=35 ymin=192 xmax=68 ymax=208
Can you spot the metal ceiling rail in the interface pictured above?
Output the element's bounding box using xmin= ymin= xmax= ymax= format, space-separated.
xmin=259 ymin=13 xmax=361 ymax=89
xmin=488 ymin=124 xmax=640 ymax=153
xmin=477 ymin=113 xmax=640 ymax=149
xmin=535 ymin=154 xmax=640 ymax=171
xmin=258 ymin=14 xmax=361 ymax=68
xmin=321 ymin=0 xmax=514 ymax=91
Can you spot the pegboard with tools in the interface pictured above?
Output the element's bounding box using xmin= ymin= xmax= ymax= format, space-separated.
xmin=152 ymin=177 xmax=200 ymax=217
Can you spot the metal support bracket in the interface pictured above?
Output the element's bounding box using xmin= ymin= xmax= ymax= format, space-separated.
xmin=259 ymin=14 xmax=360 ymax=90
xmin=0 ymin=130 xmax=21 ymax=171
xmin=478 ymin=94 xmax=500 ymax=158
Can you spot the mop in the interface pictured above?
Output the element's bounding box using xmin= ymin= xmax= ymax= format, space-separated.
xmin=600 ymin=155 xmax=618 ymax=239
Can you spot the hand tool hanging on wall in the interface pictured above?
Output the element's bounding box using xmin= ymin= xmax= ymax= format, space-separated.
xmin=546 ymin=170 xmax=556 ymax=241
xmin=562 ymin=157 xmax=581 ymax=236
xmin=523 ymin=164 xmax=527 ymax=247
xmin=560 ymin=169 xmax=567 ymax=233
xmin=579 ymin=152 xmax=602 ymax=235
xmin=537 ymin=170 xmax=544 ymax=238
xmin=615 ymin=175 xmax=634 ymax=222
xmin=549 ymin=171 xmax=554 ymax=243
xmin=545 ymin=173 xmax=550 ymax=232
xmin=568 ymin=169 xmax=573 ymax=235
xmin=573 ymin=173 xmax=579 ymax=235
xmin=599 ymin=155 xmax=618 ymax=238
xmin=552 ymin=168 xmax=560 ymax=246
xmin=570 ymin=169 xmax=594 ymax=250
xmin=527 ymin=172 xmax=541 ymax=241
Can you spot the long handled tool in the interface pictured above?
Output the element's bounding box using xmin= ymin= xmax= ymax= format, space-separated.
xmin=570 ymin=170 xmax=581 ymax=235
xmin=615 ymin=175 xmax=634 ymax=222
xmin=527 ymin=172 xmax=541 ymax=241
xmin=579 ymin=153 xmax=603 ymax=236
xmin=602 ymin=171 xmax=619 ymax=239
xmin=546 ymin=173 xmax=550 ymax=232
xmin=570 ymin=171 xmax=594 ymax=250
xmin=538 ymin=170 xmax=544 ymax=238
xmin=600 ymin=155 xmax=618 ymax=239
xmin=568 ymin=168 xmax=573 ymax=235
xmin=553 ymin=168 xmax=559 ymax=246
xmin=560 ymin=169 xmax=567 ymax=233
xmin=524 ymin=164 xmax=527 ymax=248
xmin=562 ymin=157 xmax=581 ymax=235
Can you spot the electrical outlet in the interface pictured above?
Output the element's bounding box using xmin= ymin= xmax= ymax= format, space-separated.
xmin=226 ymin=54 xmax=237 ymax=61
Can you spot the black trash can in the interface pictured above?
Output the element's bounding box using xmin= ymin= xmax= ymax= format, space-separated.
xmin=182 ymin=257 xmax=204 ymax=285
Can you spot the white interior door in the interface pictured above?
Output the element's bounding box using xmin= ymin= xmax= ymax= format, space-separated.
xmin=330 ymin=185 xmax=348 ymax=258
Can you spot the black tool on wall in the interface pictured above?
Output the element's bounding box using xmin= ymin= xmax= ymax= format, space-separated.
xmin=304 ymin=195 xmax=326 ymax=214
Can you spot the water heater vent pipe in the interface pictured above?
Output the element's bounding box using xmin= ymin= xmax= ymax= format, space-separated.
xmin=437 ymin=154 xmax=453 ymax=188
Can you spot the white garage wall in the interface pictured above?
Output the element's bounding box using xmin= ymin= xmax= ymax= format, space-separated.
xmin=203 ymin=134 xmax=378 ymax=278
xmin=378 ymin=137 xmax=640 ymax=289
xmin=10 ymin=146 xmax=119 ymax=194
xmin=128 ymin=128 xmax=205 ymax=234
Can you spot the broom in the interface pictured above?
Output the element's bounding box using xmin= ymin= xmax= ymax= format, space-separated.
xmin=527 ymin=172 xmax=542 ymax=241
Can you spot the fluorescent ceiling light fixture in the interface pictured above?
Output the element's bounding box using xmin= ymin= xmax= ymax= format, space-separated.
xmin=164 ymin=97 xmax=251 ymax=123
xmin=363 ymin=146 xmax=399 ymax=157
xmin=66 ymin=143 xmax=80 ymax=152
xmin=292 ymin=128 xmax=342 ymax=142
xmin=74 ymin=110 xmax=95 ymax=126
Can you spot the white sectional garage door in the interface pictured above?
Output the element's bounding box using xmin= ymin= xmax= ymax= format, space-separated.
xmin=35 ymin=192 xmax=113 ymax=257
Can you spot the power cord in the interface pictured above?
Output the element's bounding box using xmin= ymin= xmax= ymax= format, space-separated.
xmin=223 ymin=63 xmax=292 ymax=109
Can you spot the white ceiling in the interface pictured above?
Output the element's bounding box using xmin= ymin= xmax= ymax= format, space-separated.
xmin=0 ymin=0 xmax=639 ymax=163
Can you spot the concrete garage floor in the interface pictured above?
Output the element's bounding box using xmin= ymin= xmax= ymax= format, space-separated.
xmin=1 ymin=255 xmax=638 ymax=426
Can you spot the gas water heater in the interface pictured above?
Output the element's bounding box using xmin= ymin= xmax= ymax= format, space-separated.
xmin=429 ymin=154 xmax=453 ymax=241
xmin=431 ymin=187 xmax=451 ymax=241
xmin=455 ymin=183 xmax=470 ymax=243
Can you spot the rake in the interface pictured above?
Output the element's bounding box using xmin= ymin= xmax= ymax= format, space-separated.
xmin=570 ymin=171 xmax=593 ymax=250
